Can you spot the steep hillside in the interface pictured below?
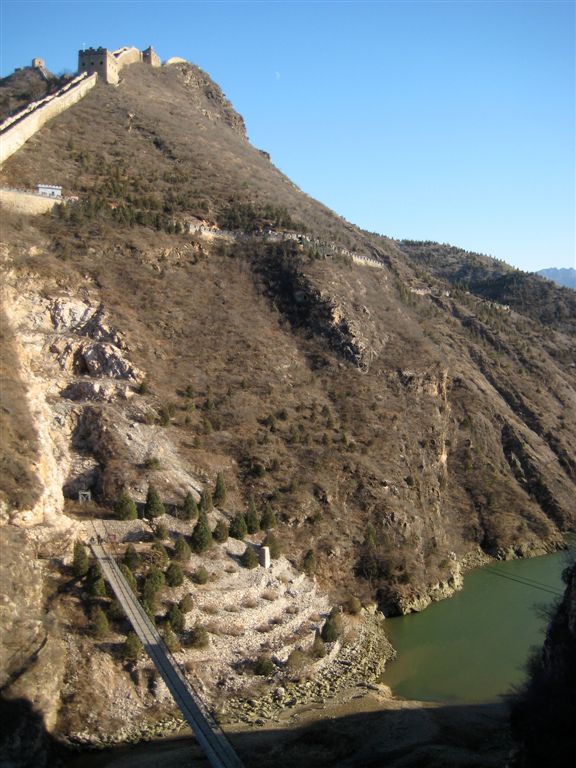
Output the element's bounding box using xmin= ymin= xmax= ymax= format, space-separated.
xmin=0 ymin=57 xmax=575 ymax=750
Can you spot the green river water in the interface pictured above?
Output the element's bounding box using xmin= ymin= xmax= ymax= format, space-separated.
xmin=381 ymin=541 xmax=575 ymax=705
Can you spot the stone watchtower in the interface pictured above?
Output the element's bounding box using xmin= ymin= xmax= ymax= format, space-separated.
xmin=78 ymin=47 xmax=119 ymax=85
xmin=78 ymin=45 xmax=161 ymax=84
xmin=143 ymin=46 xmax=161 ymax=67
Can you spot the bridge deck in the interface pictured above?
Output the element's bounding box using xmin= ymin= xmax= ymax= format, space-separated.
xmin=91 ymin=542 xmax=245 ymax=768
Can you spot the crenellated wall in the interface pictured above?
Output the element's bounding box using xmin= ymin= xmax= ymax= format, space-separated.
xmin=0 ymin=72 xmax=97 ymax=165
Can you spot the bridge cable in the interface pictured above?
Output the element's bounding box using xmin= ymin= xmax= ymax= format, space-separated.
xmin=482 ymin=567 xmax=564 ymax=597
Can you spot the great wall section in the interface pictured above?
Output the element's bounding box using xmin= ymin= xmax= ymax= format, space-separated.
xmin=0 ymin=71 xmax=97 ymax=165
xmin=0 ymin=44 xmax=161 ymax=166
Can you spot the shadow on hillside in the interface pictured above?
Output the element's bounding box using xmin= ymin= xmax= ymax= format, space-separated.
xmin=61 ymin=699 xmax=514 ymax=768
xmin=0 ymin=693 xmax=71 ymax=768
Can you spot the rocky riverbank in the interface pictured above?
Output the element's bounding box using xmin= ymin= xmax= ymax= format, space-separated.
xmin=220 ymin=610 xmax=395 ymax=726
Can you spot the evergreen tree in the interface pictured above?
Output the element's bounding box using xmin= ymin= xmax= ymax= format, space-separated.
xmin=188 ymin=624 xmax=209 ymax=648
xmin=91 ymin=605 xmax=109 ymax=638
xmin=199 ymin=489 xmax=213 ymax=513
xmin=260 ymin=502 xmax=277 ymax=530
xmin=151 ymin=541 xmax=169 ymax=568
xmin=88 ymin=562 xmax=102 ymax=582
xmin=154 ymin=522 xmax=169 ymax=540
xmin=144 ymin=484 xmax=165 ymax=518
xmin=303 ymin=549 xmax=316 ymax=576
xmin=123 ymin=631 xmax=143 ymax=661
xmin=213 ymin=519 xmax=229 ymax=543
xmin=179 ymin=594 xmax=194 ymax=613
xmin=120 ymin=564 xmax=137 ymax=593
xmin=191 ymin=512 xmax=212 ymax=553
xmin=364 ymin=523 xmax=376 ymax=550
xmin=241 ymin=545 xmax=259 ymax=570
xmin=229 ymin=513 xmax=248 ymax=540
xmin=173 ymin=535 xmax=191 ymax=563
xmin=182 ymin=491 xmax=198 ymax=520
xmin=245 ymin=497 xmax=260 ymax=534
xmin=263 ymin=532 xmax=281 ymax=559
xmin=146 ymin=566 xmax=165 ymax=592
xmin=193 ymin=565 xmax=209 ymax=584
xmin=90 ymin=577 xmax=107 ymax=598
xmin=115 ymin=490 xmax=137 ymax=520
xmin=166 ymin=562 xmax=184 ymax=587
xmin=163 ymin=622 xmax=180 ymax=652
xmin=213 ymin=471 xmax=227 ymax=506
xmin=73 ymin=540 xmax=89 ymax=578
xmin=254 ymin=654 xmax=275 ymax=676
xmin=167 ymin=603 xmax=185 ymax=633
xmin=321 ymin=609 xmax=343 ymax=642
xmin=123 ymin=544 xmax=140 ymax=571
xmin=108 ymin=599 xmax=125 ymax=622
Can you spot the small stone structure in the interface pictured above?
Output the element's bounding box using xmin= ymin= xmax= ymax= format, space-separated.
xmin=31 ymin=58 xmax=45 ymax=69
xmin=259 ymin=546 xmax=271 ymax=569
xmin=78 ymin=45 xmax=161 ymax=85
xmin=37 ymin=184 xmax=62 ymax=198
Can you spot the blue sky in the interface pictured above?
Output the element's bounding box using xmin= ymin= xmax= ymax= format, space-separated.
xmin=1 ymin=0 xmax=574 ymax=271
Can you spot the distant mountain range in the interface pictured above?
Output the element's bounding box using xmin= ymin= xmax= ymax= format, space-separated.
xmin=537 ymin=267 xmax=576 ymax=290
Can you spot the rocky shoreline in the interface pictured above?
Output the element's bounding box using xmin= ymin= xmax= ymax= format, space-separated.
xmin=63 ymin=610 xmax=395 ymax=750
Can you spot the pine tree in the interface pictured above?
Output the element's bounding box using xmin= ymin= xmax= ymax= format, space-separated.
xmin=144 ymin=484 xmax=165 ymax=518
xmin=123 ymin=631 xmax=143 ymax=661
xmin=154 ymin=522 xmax=169 ymax=540
xmin=163 ymin=622 xmax=180 ymax=652
xmin=241 ymin=545 xmax=259 ymax=570
xmin=166 ymin=562 xmax=184 ymax=587
xmin=193 ymin=565 xmax=209 ymax=584
xmin=120 ymin=564 xmax=137 ymax=593
xmin=115 ymin=489 xmax=137 ymax=520
xmin=182 ymin=491 xmax=198 ymax=520
xmin=245 ymin=497 xmax=260 ymax=533
xmin=168 ymin=603 xmax=185 ymax=633
xmin=91 ymin=605 xmax=109 ymax=638
xmin=174 ymin=535 xmax=191 ymax=563
xmin=123 ymin=544 xmax=140 ymax=571
xmin=179 ymin=594 xmax=193 ymax=613
xmin=213 ymin=519 xmax=229 ymax=543
xmin=229 ymin=513 xmax=248 ymax=540
xmin=188 ymin=624 xmax=209 ymax=648
xmin=321 ymin=609 xmax=343 ymax=642
xmin=263 ymin=532 xmax=281 ymax=559
xmin=199 ymin=489 xmax=213 ymax=513
xmin=213 ymin=472 xmax=227 ymax=506
xmin=108 ymin=599 xmax=125 ymax=622
xmin=151 ymin=541 xmax=169 ymax=568
xmin=73 ymin=541 xmax=89 ymax=578
xmin=191 ymin=512 xmax=212 ymax=553
xmin=303 ymin=549 xmax=316 ymax=576
xmin=90 ymin=577 xmax=107 ymax=598
xmin=260 ymin=502 xmax=277 ymax=530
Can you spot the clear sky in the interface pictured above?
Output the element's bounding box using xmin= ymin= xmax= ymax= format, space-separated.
xmin=1 ymin=0 xmax=574 ymax=272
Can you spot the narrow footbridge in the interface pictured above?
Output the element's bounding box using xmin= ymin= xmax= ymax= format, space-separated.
xmin=90 ymin=542 xmax=245 ymax=768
